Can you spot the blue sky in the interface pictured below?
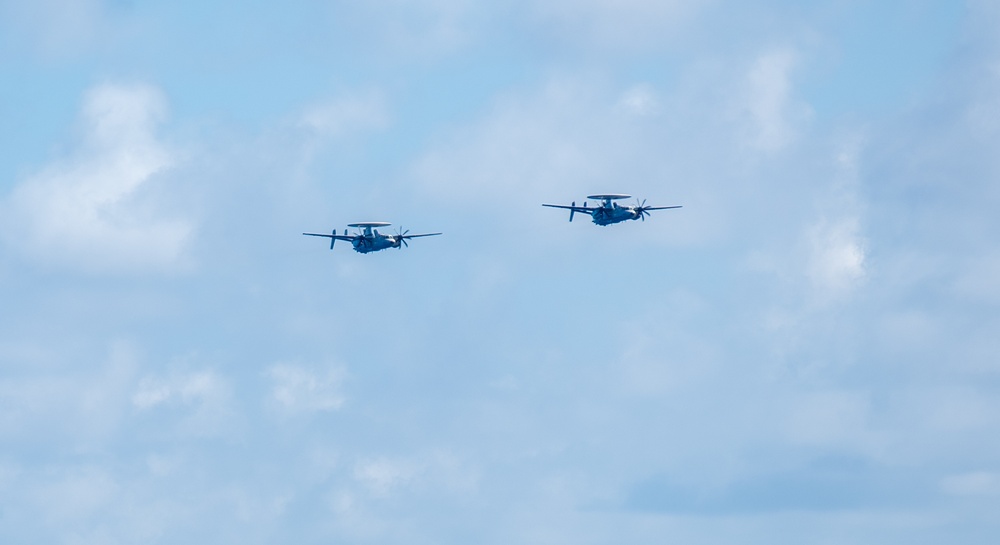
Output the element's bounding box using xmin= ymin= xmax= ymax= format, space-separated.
xmin=2 ymin=1 xmax=999 ymax=543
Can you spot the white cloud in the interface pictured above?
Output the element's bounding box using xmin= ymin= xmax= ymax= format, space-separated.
xmin=524 ymin=0 xmax=707 ymax=50
xmin=327 ymin=488 xmax=357 ymax=516
xmin=424 ymin=450 xmax=480 ymax=495
xmin=740 ymin=48 xmax=811 ymax=152
xmin=0 ymin=341 xmax=138 ymax=444
xmin=963 ymin=57 xmax=1000 ymax=136
xmin=335 ymin=0 xmax=480 ymax=57
xmin=411 ymin=77 xmax=635 ymax=209
xmin=331 ymin=0 xmax=706 ymax=59
xmin=614 ymin=295 xmax=721 ymax=397
xmin=350 ymin=451 xmax=478 ymax=500
xmin=741 ymin=134 xmax=868 ymax=305
xmin=353 ymin=457 xmax=415 ymax=498
xmin=298 ymin=91 xmax=389 ymax=138
xmin=266 ymin=363 xmax=346 ymax=414
xmin=0 ymin=83 xmax=193 ymax=273
xmin=941 ymin=471 xmax=1000 ymax=496
xmin=806 ymin=216 xmax=866 ymax=297
xmin=784 ymin=390 xmax=875 ymax=449
xmin=802 ymin=136 xmax=868 ymax=301
xmin=951 ymin=254 xmax=1000 ymax=304
xmin=0 ymin=0 xmax=107 ymax=57
xmin=131 ymin=368 xmax=235 ymax=437
xmin=616 ymin=84 xmax=661 ymax=117
xmin=132 ymin=370 xmax=225 ymax=410
xmin=29 ymin=466 xmax=119 ymax=525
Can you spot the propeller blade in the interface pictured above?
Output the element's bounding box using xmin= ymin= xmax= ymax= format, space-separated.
xmin=330 ymin=230 xmax=336 ymax=249
xmin=394 ymin=226 xmax=411 ymax=248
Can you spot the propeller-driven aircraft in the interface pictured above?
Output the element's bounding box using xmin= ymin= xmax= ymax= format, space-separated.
xmin=543 ymin=194 xmax=681 ymax=226
xmin=303 ymin=222 xmax=441 ymax=254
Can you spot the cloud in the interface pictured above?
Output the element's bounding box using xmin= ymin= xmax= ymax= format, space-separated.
xmin=0 ymin=82 xmax=193 ymax=274
xmin=941 ymin=471 xmax=1000 ymax=497
xmin=804 ymin=137 xmax=868 ymax=300
xmin=615 ymin=84 xmax=661 ymax=117
xmin=0 ymin=0 xmax=107 ymax=57
xmin=132 ymin=370 xmax=226 ymax=410
xmin=265 ymin=363 xmax=346 ymax=414
xmin=298 ymin=91 xmax=389 ymax=138
xmin=410 ymin=76 xmax=666 ymax=213
xmin=0 ymin=340 xmax=138 ymax=446
xmin=740 ymin=48 xmax=811 ymax=152
xmin=625 ymin=461 xmax=933 ymax=514
xmin=783 ymin=390 xmax=874 ymax=448
xmin=951 ymin=254 xmax=1000 ymax=304
xmin=28 ymin=466 xmax=119 ymax=524
xmin=743 ymin=132 xmax=868 ymax=304
xmin=805 ymin=216 xmax=866 ymax=297
xmin=411 ymin=79 xmax=589 ymax=205
xmin=349 ymin=451 xmax=477 ymax=501
xmin=353 ymin=457 xmax=415 ymax=498
xmin=332 ymin=0 xmax=480 ymax=57
xmin=131 ymin=368 xmax=235 ymax=438
xmin=524 ymin=0 xmax=707 ymax=50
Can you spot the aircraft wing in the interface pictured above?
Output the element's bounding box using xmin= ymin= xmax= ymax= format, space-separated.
xmin=542 ymin=203 xmax=594 ymax=213
xmin=642 ymin=205 xmax=683 ymax=211
xmin=400 ymin=233 xmax=442 ymax=239
xmin=543 ymin=202 xmax=595 ymax=222
xmin=302 ymin=232 xmax=357 ymax=241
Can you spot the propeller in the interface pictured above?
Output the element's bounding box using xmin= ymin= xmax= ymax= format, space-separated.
xmin=635 ymin=198 xmax=650 ymax=221
xmin=395 ymin=226 xmax=410 ymax=248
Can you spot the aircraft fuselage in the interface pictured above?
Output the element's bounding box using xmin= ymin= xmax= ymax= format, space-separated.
xmin=589 ymin=203 xmax=643 ymax=226
xmin=351 ymin=230 xmax=404 ymax=253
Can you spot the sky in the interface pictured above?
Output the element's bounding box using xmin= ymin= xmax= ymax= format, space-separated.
xmin=1 ymin=1 xmax=999 ymax=543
